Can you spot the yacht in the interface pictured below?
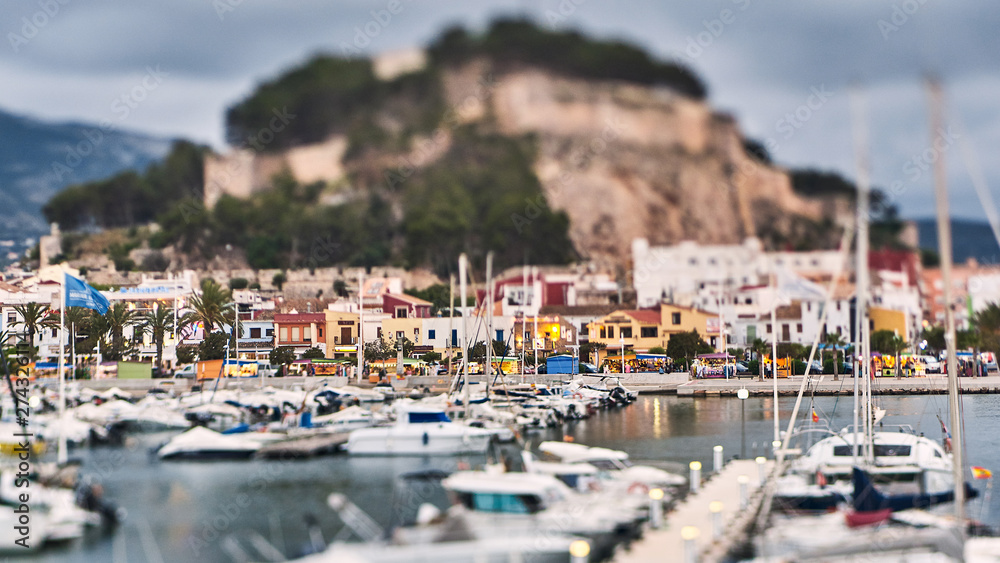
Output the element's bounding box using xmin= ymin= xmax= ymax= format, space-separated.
xmin=346 ymin=407 xmax=492 ymax=456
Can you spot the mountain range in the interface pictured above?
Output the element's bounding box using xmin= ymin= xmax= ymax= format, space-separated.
xmin=0 ymin=108 xmax=171 ymax=261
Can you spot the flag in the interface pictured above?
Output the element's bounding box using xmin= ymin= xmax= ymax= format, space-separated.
xmin=64 ymin=274 xmax=110 ymax=314
xmin=972 ymin=466 xmax=992 ymax=480
xmin=812 ymin=409 xmax=819 ymax=423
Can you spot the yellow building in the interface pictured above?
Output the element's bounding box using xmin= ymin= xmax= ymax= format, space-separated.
xmin=513 ymin=315 xmax=575 ymax=355
xmin=588 ymin=304 xmax=716 ymax=363
xmin=382 ymin=317 xmax=424 ymax=346
xmin=870 ymin=307 xmax=908 ymax=341
xmin=324 ymin=310 xmax=360 ymax=359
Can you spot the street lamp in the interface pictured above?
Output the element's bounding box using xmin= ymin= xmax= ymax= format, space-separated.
xmin=619 ymin=335 xmax=625 ymax=374
xmin=737 ymin=387 xmax=749 ymax=458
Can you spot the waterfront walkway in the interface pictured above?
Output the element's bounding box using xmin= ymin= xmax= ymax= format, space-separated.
xmin=676 ymin=374 xmax=1000 ymax=396
xmin=616 ymin=458 xmax=774 ymax=563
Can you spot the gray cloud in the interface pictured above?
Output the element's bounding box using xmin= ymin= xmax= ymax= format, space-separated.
xmin=1 ymin=0 xmax=997 ymax=220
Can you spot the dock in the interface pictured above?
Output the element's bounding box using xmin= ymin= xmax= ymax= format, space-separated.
xmin=676 ymin=374 xmax=1000 ymax=396
xmin=615 ymin=458 xmax=774 ymax=563
xmin=255 ymin=431 xmax=350 ymax=459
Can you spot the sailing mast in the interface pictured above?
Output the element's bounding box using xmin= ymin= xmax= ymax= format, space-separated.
xmin=850 ymin=87 xmax=872 ymax=465
xmin=485 ymin=252 xmax=493 ymax=394
xmin=459 ymin=254 xmax=470 ymax=421
xmin=928 ymin=78 xmax=965 ymax=522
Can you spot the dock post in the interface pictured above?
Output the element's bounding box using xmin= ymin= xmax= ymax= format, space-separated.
xmin=689 ymin=461 xmax=702 ymax=493
xmin=681 ymin=526 xmax=700 ymax=563
xmin=756 ymin=456 xmax=767 ymax=485
xmin=738 ymin=475 xmax=749 ymax=509
xmin=709 ymin=501 xmax=723 ymax=539
xmin=569 ymin=540 xmax=590 ymax=563
xmin=649 ymin=488 xmax=665 ymax=528
xmin=713 ymin=445 xmax=723 ymax=473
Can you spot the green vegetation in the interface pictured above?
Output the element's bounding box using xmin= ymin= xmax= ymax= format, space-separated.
xmin=667 ymin=330 xmax=713 ymax=369
xmin=43 ymin=141 xmax=207 ymax=230
xmin=429 ymin=19 xmax=706 ymax=99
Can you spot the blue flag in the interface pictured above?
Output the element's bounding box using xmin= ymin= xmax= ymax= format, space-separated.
xmin=65 ymin=274 xmax=110 ymax=314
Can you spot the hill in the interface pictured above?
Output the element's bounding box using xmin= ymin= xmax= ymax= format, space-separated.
xmin=0 ymin=108 xmax=172 ymax=261
xmin=42 ymin=18 xmax=873 ymax=276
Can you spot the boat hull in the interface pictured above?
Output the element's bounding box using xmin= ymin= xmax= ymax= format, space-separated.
xmin=347 ymin=424 xmax=492 ymax=456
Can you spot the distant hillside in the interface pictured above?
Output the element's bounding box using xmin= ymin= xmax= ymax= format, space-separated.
xmin=916 ymin=218 xmax=1000 ymax=264
xmin=0 ymin=108 xmax=172 ymax=260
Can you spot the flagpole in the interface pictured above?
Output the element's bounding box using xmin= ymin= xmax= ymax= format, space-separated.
xmin=57 ymin=274 xmax=67 ymax=465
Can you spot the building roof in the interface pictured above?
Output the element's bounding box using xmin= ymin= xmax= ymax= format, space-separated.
xmin=540 ymin=304 xmax=622 ymax=317
xmin=273 ymin=313 xmax=326 ymax=323
xmin=386 ymin=293 xmax=432 ymax=306
xmin=624 ymin=310 xmax=661 ymax=324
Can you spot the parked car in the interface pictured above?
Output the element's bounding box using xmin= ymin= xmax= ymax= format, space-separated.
xmin=580 ymin=362 xmax=599 ymax=374
xmin=172 ymin=364 xmax=196 ymax=379
xmin=735 ymin=362 xmax=749 ymax=375
xmin=920 ymin=355 xmax=942 ymax=374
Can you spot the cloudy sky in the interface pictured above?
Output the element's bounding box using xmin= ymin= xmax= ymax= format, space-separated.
xmin=3 ymin=0 xmax=998 ymax=221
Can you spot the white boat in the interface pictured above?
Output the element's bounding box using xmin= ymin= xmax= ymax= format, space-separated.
xmin=295 ymin=535 xmax=582 ymax=563
xmin=346 ymin=408 xmax=492 ymax=456
xmin=427 ymin=470 xmax=643 ymax=559
xmin=0 ymin=470 xmax=102 ymax=550
xmin=303 ymin=405 xmax=386 ymax=433
xmin=538 ymin=441 xmax=686 ymax=487
xmin=156 ymin=426 xmax=262 ymax=460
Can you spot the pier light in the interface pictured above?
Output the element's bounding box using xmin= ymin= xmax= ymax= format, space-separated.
xmin=681 ymin=526 xmax=700 ymax=563
xmin=713 ymin=445 xmax=723 ymax=473
xmin=689 ymin=461 xmax=702 ymax=493
xmin=709 ymin=501 xmax=724 ymax=539
xmin=649 ymin=488 xmax=665 ymax=528
xmin=737 ymin=475 xmax=750 ymax=508
xmin=755 ymin=456 xmax=767 ymax=484
xmin=569 ymin=539 xmax=591 ymax=563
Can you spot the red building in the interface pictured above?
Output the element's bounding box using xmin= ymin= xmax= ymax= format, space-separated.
xmin=273 ymin=312 xmax=326 ymax=356
xmin=382 ymin=293 xmax=432 ymax=318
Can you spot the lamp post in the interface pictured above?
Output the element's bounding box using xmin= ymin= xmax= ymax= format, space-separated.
xmin=620 ymin=335 xmax=625 ymax=374
xmin=737 ymin=387 xmax=749 ymax=458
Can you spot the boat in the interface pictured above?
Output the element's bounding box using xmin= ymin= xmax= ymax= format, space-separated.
xmin=538 ymin=441 xmax=686 ymax=487
xmin=156 ymin=426 xmax=263 ymax=460
xmin=346 ymin=407 xmax=492 ymax=456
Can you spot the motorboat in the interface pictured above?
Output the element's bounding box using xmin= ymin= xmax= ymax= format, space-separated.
xmin=426 ymin=470 xmax=642 ymax=560
xmin=156 ymin=426 xmax=263 ymax=460
xmin=346 ymin=407 xmax=492 ymax=456
xmin=0 ymin=470 xmax=104 ymax=550
xmin=538 ymin=441 xmax=686 ymax=487
xmin=302 ymin=406 xmax=386 ymax=434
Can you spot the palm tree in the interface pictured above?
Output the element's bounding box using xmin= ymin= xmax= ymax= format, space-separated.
xmin=142 ymin=306 xmax=175 ymax=369
xmin=181 ymin=279 xmax=234 ymax=335
xmin=824 ymin=332 xmax=845 ymax=381
xmin=12 ymin=302 xmax=59 ymax=360
xmin=750 ymin=337 xmax=768 ymax=380
xmin=103 ymin=303 xmax=140 ymax=361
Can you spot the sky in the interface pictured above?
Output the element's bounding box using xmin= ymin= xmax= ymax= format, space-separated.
xmin=2 ymin=0 xmax=999 ymax=221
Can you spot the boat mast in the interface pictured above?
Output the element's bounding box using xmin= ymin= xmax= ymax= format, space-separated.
xmin=850 ymin=87 xmax=872 ymax=465
xmin=486 ymin=252 xmax=493 ymax=393
xmin=448 ymin=274 xmax=454 ymax=378
xmin=460 ymin=254 xmax=470 ymax=420
xmin=928 ymin=78 xmax=965 ymax=521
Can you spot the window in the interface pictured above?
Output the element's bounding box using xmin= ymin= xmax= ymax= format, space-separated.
xmin=836 ymin=301 xmax=842 ymax=311
xmin=292 ymin=327 xmax=300 ymax=341
xmin=303 ymin=327 xmax=311 ymax=341
xmin=250 ymin=328 xmax=261 ymax=338
xmin=280 ymin=327 xmax=288 ymax=342
xmin=396 ymin=331 xmax=404 ymax=340
xmin=607 ymin=327 xmax=614 ymax=338
xmin=377 ymin=327 xmax=383 ymax=338
xmin=672 ymin=312 xmax=681 ymax=325
xmin=451 ymin=329 xmax=457 ymax=347
xmin=600 ymin=327 xmax=607 ymax=338
xmin=6 ymin=313 xmax=14 ymax=324
xmin=766 ymin=324 xmax=772 ymax=333
xmin=52 ymin=328 xmax=58 ymax=338
xmin=318 ymin=328 xmax=323 ymax=338
xmin=806 ymin=303 xmax=811 ymax=312
xmin=796 ymin=323 xmax=803 ymax=333
xmin=640 ymin=327 xmax=657 ymax=338
xmin=396 ymin=307 xmax=408 ymax=318
xmin=428 ymin=329 xmax=436 ymax=340
xmin=580 ymin=325 xmax=589 ymax=336
xmin=414 ymin=328 xmax=420 ymax=340
xmin=496 ymin=329 xmax=503 ymax=342
xmin=620 ymin=327 xmax=632 ymax=338
xmin=266 ymin=329 xmax=274 ymax=337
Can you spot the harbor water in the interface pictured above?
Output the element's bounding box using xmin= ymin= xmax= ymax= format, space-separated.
xmin=15 ymin=393 xmax=1000 ymax=562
